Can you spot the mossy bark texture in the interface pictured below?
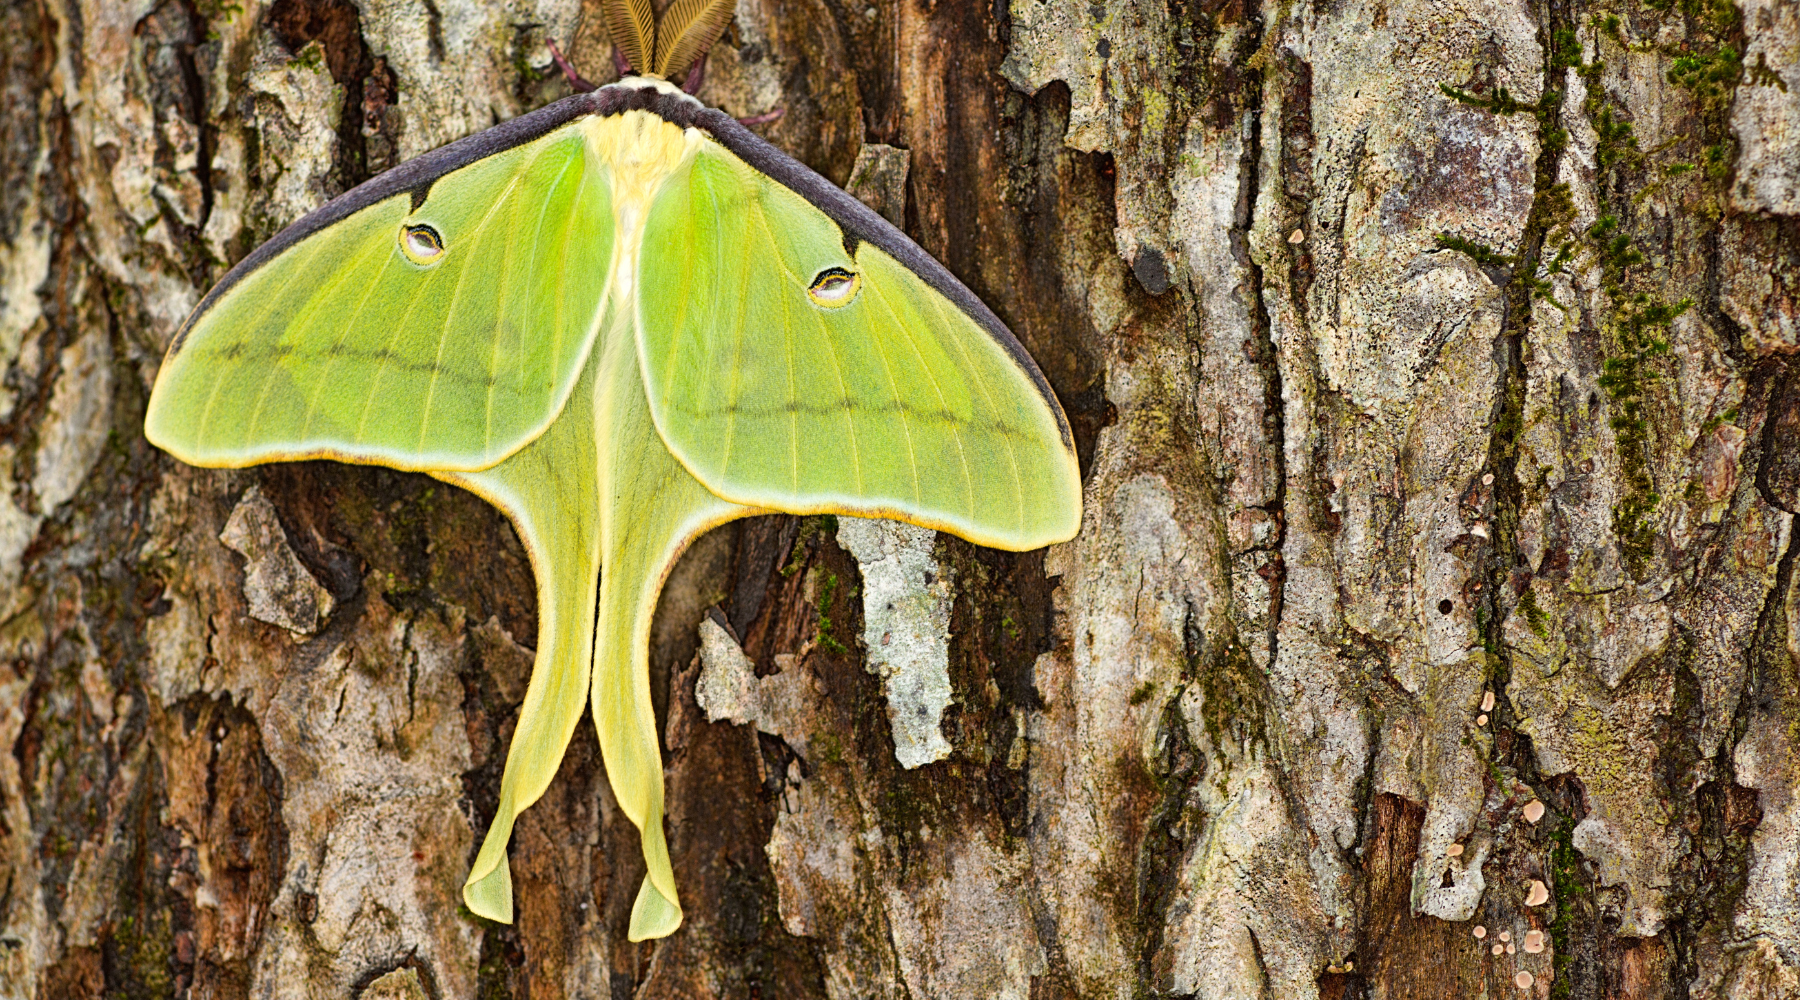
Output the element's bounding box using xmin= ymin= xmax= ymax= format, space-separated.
xmin=3 ymin=0 xmax=1799 ymax=996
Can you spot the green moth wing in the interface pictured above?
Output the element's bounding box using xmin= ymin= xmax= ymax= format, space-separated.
xmin=634 ymin=133 xmax=1082 ymax=550
xmin=144 ymin=109 xmax=614 ymax=473
xmin=590 ymin=319 xmax=756 ymax=940
xmin=433 ymin=345 xmax=603 ymax=927
xmin=456 ymin=295 xmax=761 ymax=942
xmin=143 ymin=76 xmax=1085 ymax=949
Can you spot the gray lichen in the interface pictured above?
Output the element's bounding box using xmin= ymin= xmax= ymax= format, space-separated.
xmin=836 ymin=517 xmax=955 ymax=770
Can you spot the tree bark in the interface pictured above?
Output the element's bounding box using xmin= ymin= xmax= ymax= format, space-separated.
xmin=2 ymin=0 xmax=1798 ymax=996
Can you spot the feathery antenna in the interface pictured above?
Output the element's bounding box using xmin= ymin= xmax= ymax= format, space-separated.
xmin=601 ymin=0 xmax=656 ymax=75
xmin=652 ymin=0 xmax=736 ymax=80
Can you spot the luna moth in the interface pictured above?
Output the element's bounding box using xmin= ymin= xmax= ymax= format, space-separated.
xmin=143 ymin=0 xmax=1081 ymax=943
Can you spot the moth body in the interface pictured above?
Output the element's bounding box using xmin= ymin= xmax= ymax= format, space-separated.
xmin=144 ymin=67 xmax=1081 ymax=943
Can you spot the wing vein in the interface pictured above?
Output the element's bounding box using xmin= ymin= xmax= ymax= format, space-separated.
xmin=353 ymin=241 xmax=448 ymax=446
xmin=685 ymin=155 xmax=723 ymax=444
xmin=548 ymin=139 xmax=594 ymax=421
xmin=811 ymin=302 xmax=862 ymax=494
xmin=781 ymin=266 xmax=798 ymax=493
xmin=756 ymin=203 xmax=801 ymax=493
xmin=196 ymin=236 xmax=330 ymax=447
xmin=417 ymin=163 xmax=532 ymax=455
xmin=488 ymin=143 xmax=579 ymax=461
xmin=857 ymin=280 xmax=921 ymax=506
xmin=298 ymin=223 xmax=403 ymax=439
xmin=715 ymin=181 xmax=751 ymax=479
xmin=651 ymin=154 xmax=700 ymax=430
xmin=929 ymin=289 xmax=1027 ymax=536
xmin=240 ymin=237 xmax=352 ymax=443
xmin=865 ymin=270 xmax=973 ymax=521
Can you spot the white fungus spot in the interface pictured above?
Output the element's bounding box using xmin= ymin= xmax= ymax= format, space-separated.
xmin=1523 ymin=800 xmax=1547 ymax=823
xmin=1473 ymin=925 xmax=1487 ymax=939
xmin=1471 ymin=523 xmax=1490 ymax=539
xmin=1482 ymin=689 xmax=1496 ymax=712
xmin=1288 ymin=228 xmax=1306 ymax=243
xmin=1477 ymin=713 xmax=1489 ymax=726
xmin=1526 ymin=880 xmax=1550 ymax=906
xmin=1516 ymin=971 xmax=1535 ymax=989
xmin=1524 ymin=929 xmax=1546 ymax=953
xmin=1492 ymin=944 xmax=1505 ymax=956
xmin=1499 ymin=930 xmax=1511 ymax=942
xmin=1483 ymin=472 xmax=1496 ymax=485
xmin=1447 ymin=843 xmax=1464 ymax=857
xmin=1507 ymin=943 xmax=1517 ymax=955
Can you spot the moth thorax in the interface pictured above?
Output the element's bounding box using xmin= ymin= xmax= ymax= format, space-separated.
xmin=584 ymin=111 xmax=696 ymax=212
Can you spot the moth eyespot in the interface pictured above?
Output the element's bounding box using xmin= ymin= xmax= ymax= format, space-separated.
xmin=807 ymin=267 xmax=860 ymax=308
xmin=400 ymin=224 xmax=445 ymax=264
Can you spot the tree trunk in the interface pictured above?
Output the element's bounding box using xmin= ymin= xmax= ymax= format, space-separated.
xmin=3 ymin=0 xmax=1798 ymax=996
